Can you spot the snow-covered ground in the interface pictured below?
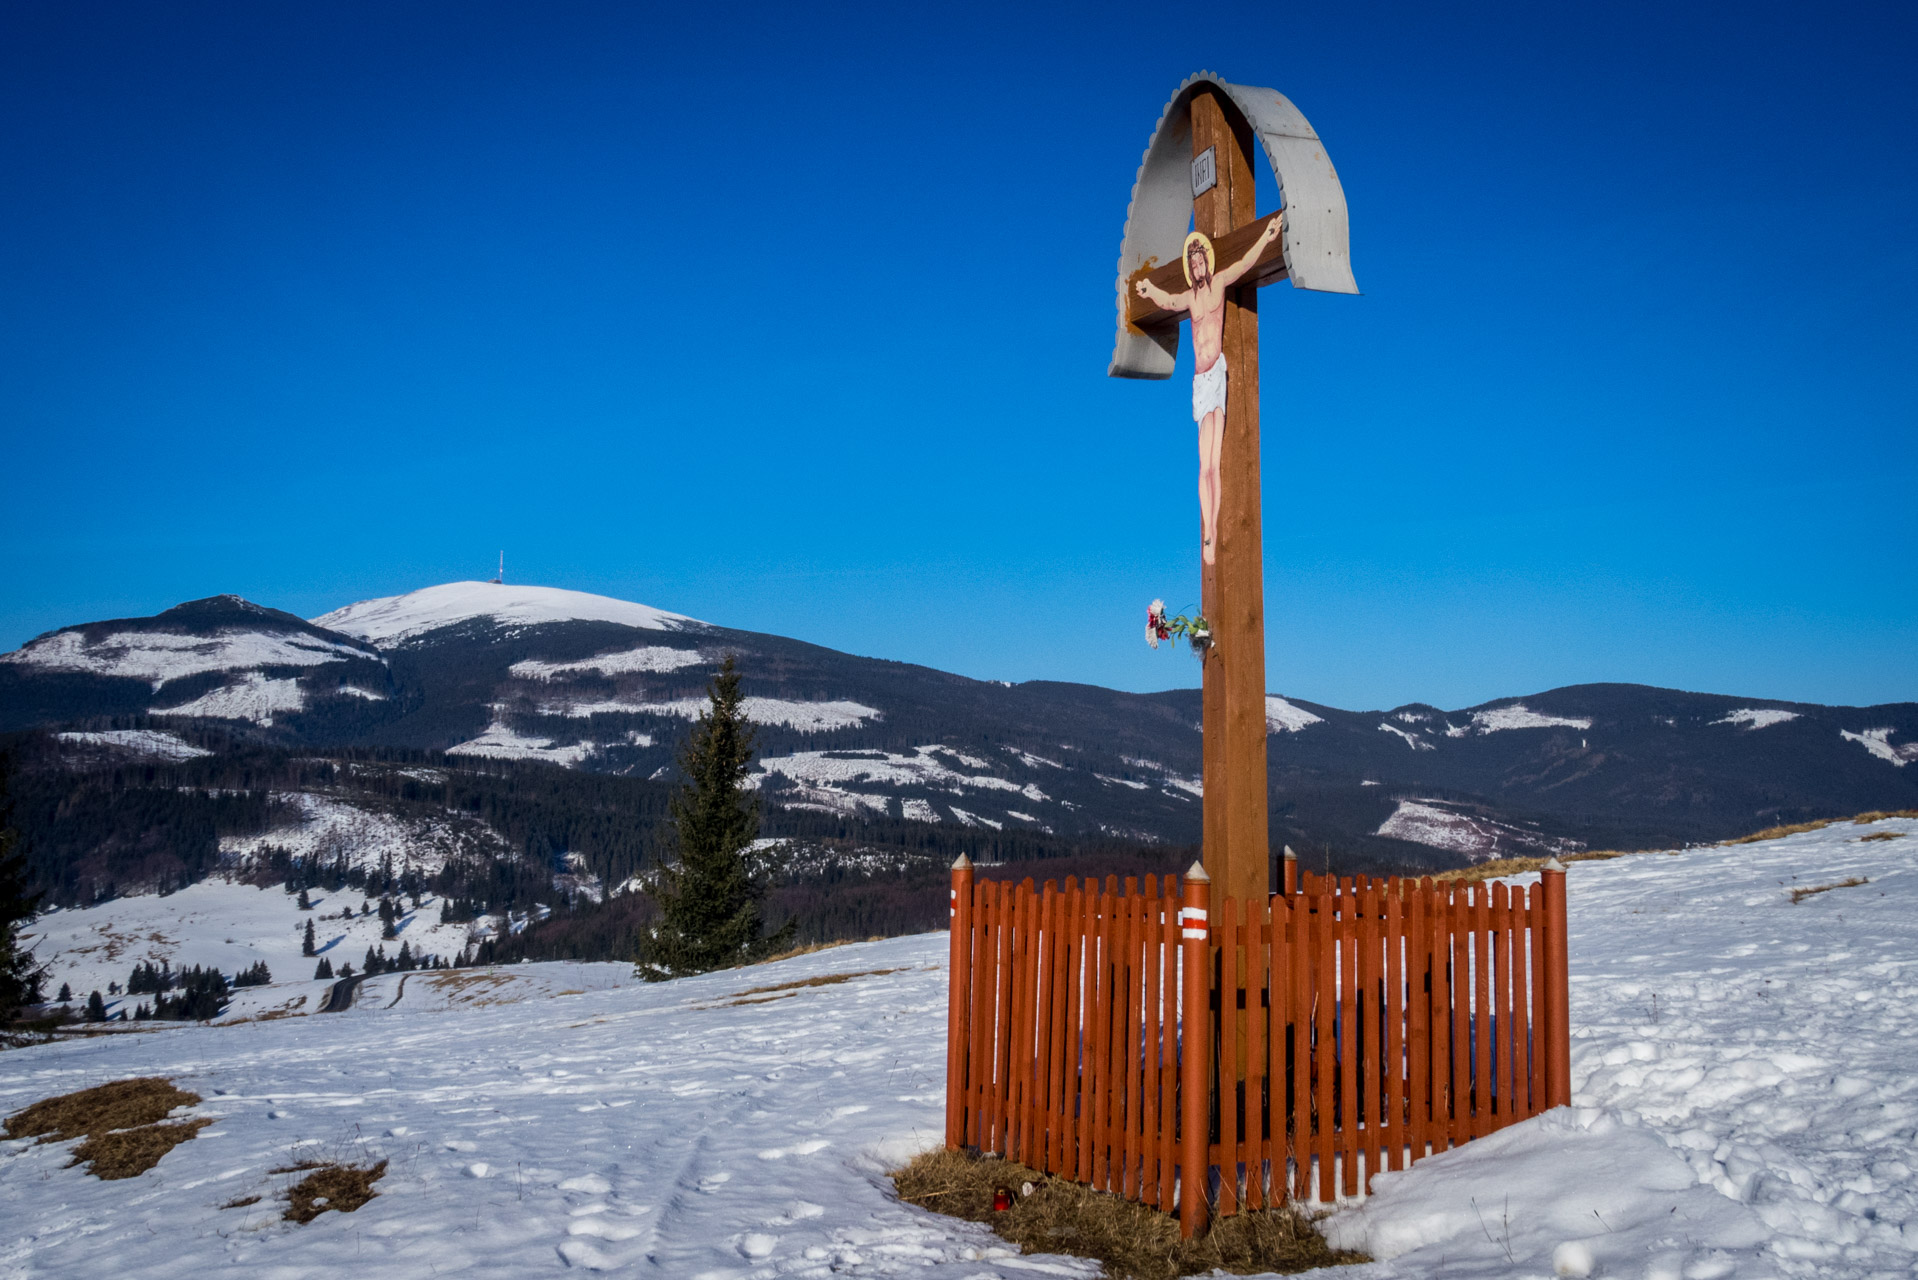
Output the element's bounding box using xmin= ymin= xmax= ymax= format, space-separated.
xmin=511 ymin=647 xmax=709 ymax=680
xmin=1374 ymin=799 xmax=1581 ymax=861
xmin=448 ymin=721 xmax=597 ymax=766
xmin=1266 ymin=696 xmax=1324 ymax=733
xmin=0 ymin=627 xmax=373 ymax=686
xmin=3 ymin=816 xmax=1915 ymax=1279
xmin=151 ymin=672 xmax=308 ymax=725
xmin=1466 ymin=703 xmax=1593 ymax=734
xmin=55 ymin=730 xmax=211 ymax=762
xmin=215 ymin=790 xmax=511 ymax=878
xmin=1325 ymin=814 xmax=1918 ymax=1278
xmin=1712 ymin=709 xmax=1801 ymax=730
xmin=615 ymin=697 xmax=880 ymax=732
xmin=1841 ymin=728 xmax=1918 ymax=767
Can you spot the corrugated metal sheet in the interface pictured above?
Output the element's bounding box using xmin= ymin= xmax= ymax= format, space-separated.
xmin=1110 ymin=72 xmax=1358 ymax=380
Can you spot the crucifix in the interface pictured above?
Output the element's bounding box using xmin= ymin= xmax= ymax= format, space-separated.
xmin=1112 ymin=74 xmax=1357 ymax=905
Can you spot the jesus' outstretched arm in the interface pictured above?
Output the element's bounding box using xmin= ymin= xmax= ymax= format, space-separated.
xmin=1210 ymin=212 xmax=1285 ymax=290
xmin=1134 ymin=275 xmax=1191 ymax=313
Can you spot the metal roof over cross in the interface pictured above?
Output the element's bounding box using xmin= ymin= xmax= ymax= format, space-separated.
xmin=1112 ymin=73 xmax=1358 ymax=905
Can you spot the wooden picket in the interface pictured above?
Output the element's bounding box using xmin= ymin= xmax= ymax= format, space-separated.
xmin=946 ymin=858 xmax=1572 ymax=1236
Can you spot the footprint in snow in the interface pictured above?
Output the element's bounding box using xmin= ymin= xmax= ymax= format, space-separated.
xmin=558 ymin=1174 xmax=612 ymax=1194
xmin=568 ymin=1217 xmax=647 ymax=1242
xmin=765 ymin=1201 xmax=824 ymax=1225
xmin=737 ymin=1232 xmax=779 ymax=1259
xmin=555 ymin=1239 xmax=633 ymax=1271
xmin=696 ymin=1172 xmax=730 ymax=1193
xmin=757 ymin=1139 xmax=830 ymax=1160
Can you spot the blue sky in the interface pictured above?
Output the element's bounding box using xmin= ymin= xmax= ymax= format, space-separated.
xmin=3 ymin=1 xmax=1912 ymax=711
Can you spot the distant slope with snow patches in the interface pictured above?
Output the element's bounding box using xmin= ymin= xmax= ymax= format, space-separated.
xmin=55 ymin=729 xmax=210 ymax=762
xmin=4 ymin=816 xmax=1916 ymax=1278
xmin=2 ymin=626 xmax=371 ymax=687
xmin=214 ymin=790 xmax=512 ymax=877
xmin=23 ymin=880 xmax=483 ymax=1013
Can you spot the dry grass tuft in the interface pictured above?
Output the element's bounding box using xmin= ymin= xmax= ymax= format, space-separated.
xmin=1859 ymin=831 xmax=1906 ymax=843
xmin=1435 ymin=809 xmax=1918 ymax=885
xmin=284 ymin=1160 xmax=388 ymax=1224
xmin=74 ymin=1119 xmax=213 ymax=1179
xmin=750 ymin=937 xmax=885 ymax=967
xmin=1432 ymin=849 xmax=1631 ymax=886
xmin=729 ymin=968 xmax=906 ymax=999
xmin=1724 ymin=819 xmax=1834 ymax=845
xmin=3 ymin=1077 xmax=211 ymax=1179
xmin=4 ymin=1077 xmax=199 ymax=1143
xmin=220 ymin=1194 xmax=263 ymax=1210
xmin=892 ymin=1147 xmax=1366 ymax=1280
xmin=1790 ymin=876 xmax=1869 ymax=904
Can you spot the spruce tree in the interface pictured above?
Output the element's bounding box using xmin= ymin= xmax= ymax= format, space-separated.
xmin=302 ymin=919 xmax=317 ymax=956
xmin=637 ymin=656 xmax=793 ymax=981
xmin=314 ymin=957 xmax=334 ymax=980
xmin=58 ymin=982 xmax=72 ymax=1004
xmin=0 ymin=760 xmax=48 ymax=1023
xmin=297 ymin=888 xmax=312 ymax=910
xmin=86 ymin=990 xmax=106 ymax=1021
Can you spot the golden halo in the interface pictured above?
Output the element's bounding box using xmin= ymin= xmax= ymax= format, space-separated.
xmin=1181 ymin=231 xmax=1215 ymax=286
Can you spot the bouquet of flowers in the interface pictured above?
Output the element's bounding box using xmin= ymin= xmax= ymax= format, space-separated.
xmin=1145 ymin=599 xmax=1212 ymax=656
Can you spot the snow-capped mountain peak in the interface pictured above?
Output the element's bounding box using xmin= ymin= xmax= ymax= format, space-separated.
xmin=312 ymin=581 xmax=701 ymax=645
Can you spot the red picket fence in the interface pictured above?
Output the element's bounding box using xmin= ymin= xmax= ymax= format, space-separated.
xmin=944 ymin=859 xmax=1571 ymax=1235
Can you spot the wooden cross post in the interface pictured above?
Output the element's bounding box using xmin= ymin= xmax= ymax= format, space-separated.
xmin=1126 ymin=89 xmax=1287 ymax=906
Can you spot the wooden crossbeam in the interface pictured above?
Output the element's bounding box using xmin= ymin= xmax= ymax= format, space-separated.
xmin=1123 ymin=209 xmax=1287 ymax=333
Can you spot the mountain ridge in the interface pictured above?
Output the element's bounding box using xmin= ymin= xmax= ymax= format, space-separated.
xmin=4 ymin=583 xmax=1915 ymax=881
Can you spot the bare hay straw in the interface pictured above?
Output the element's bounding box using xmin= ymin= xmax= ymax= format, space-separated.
xmin=700 ymin=967 xmax=909 ymax=1009
xmin=284 ymin=1160 xmax=388 ymax=1224
xmin=1724 ymin=820 xmax=1834 ymax=845
xmin=1432 ymin=849 xmax=1631 ymax=886
xmin=891 ymin=1146 xmax=1366 ymax=1280
xmin=1790 ymin=876 xmax=1869 ymax=904
xmin=750 ymin=937 xmax=884 ymax=967
xmin=2 ymin=1077 xmax=209 ymax=1179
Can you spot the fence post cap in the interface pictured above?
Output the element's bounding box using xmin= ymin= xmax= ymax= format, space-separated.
xmin=1542 ymin=856 xmax=1566 ymax=872
xmin=1282 ymin=845 xmax=1298 ymax=862
xmin=1184 ymin=860 xmax=1210 ymax=883
xmin=951 ymin=854 xmax=973 ymax=871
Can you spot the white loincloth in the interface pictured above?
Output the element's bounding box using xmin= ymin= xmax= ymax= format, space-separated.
xmin=1192 ymin=353 xmax=1228 ymax=423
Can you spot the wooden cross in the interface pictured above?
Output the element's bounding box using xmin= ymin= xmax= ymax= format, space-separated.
xmin=1112 ymin=76 xmax=1357 ymax=905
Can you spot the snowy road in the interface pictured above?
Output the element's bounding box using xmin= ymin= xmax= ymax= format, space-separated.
xmin=4 ymin=815 xmax=1916 ymax=1279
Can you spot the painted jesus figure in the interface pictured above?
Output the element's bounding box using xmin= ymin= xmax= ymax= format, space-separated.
xmin=1134 ymin=214 xmax=1283 ymax=564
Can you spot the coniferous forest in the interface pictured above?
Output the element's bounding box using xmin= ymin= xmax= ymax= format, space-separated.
xmin=0 ymin=729 xmax=1198 ymax=965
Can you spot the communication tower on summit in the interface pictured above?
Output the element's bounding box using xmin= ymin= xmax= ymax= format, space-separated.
xmin=490 ymin=551 xmax=504 ymax=585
